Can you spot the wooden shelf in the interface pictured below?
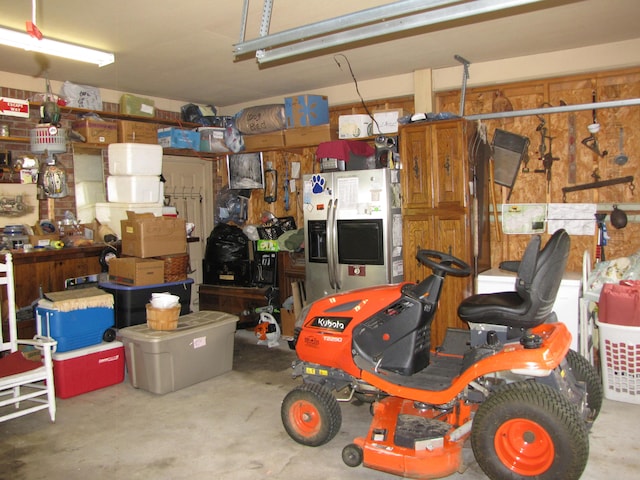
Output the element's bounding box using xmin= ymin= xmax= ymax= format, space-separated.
xmin=0 ymin=135 xmax=29 ymax=143
xmin=30 ymin=102 xmax=198 ymax=127
xmin=163 ymin=148 xmax=223 ymax=159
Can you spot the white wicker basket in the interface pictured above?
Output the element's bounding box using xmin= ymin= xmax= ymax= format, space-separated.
xmin=30 ymin=125 xmax=67 ymax=153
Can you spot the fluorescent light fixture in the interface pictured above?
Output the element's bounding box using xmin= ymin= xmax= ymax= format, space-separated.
xmin=0 ymin=26 xmax=114 ymax=67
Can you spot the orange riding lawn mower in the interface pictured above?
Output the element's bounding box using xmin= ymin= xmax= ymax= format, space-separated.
xmin=281 ymin=229 xmax=602 ymax=480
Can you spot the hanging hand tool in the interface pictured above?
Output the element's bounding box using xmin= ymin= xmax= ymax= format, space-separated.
xmin=488 ymin=156 xmax=501 ymax=242
xmin=561 ymin=175 xmax=635 ymax=202
xmin=283 ymin=157 xmax=290 ymax=211
xmin=614 ymin=127 xmax=629 ymax=166
xmin=567 ymin=101 xmax=577 ymax=184
xmin=595 ymin=213 xmax=608 ymax=262
xmin=454 ymin=54 xmax=471 ymax=116
xmin=581 ymin=90 xmax=608 ymax=158
xmin=533 ymin=117 xmax=559 ymax=203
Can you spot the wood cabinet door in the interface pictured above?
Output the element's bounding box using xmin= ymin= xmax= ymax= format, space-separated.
xmin=432 ymin=121 xmax=468 ymax=209
xmin=402 ymin=216 xmax=435 ymax=285
xmin=400 ymin=124 xmax=433 ymax=212
xmin=403 ymin=214 xmax=472 ymax=347
xmin=432 ymin=214 xmax=472 ymax=345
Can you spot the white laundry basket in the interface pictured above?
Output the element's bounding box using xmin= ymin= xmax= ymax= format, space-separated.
xmin=596 ymin=320 xmax=640 ymax=404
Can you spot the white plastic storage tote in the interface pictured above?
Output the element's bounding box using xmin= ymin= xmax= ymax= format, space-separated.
xmin=107 ymin=175 xmax=162 ymax=203
xmin=108 ymin=143 xmax=163 ymax=176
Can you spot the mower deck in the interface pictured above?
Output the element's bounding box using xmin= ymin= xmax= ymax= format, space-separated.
xmin=352 ymin=395 xmax=469 ymax=479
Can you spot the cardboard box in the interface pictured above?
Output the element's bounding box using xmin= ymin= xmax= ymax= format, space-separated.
xmin=117 ymin=120 xmax=159 ymax=144
xmin=72 ymin=118 xmax=118 ymax=144
xmin=158 ymin=127 xmax=200 ymax=150
xmin=339 ymin=114 xmax=373 ymax=139
xmin=243 ymin=130 xmax=285 ymax=151
xmin=280 ymin=308 xmax=296 ymax=338
xmin=95 ymin=202 xmax=164 ymax=237
xmin=372 ymin=109 xmax=408 ymax=134
xmin=120 ymin=93 xmax=156 ymax=117
xmin=281 ymin=279 xmax=305 ymax=338
xmin=284 ymin=124 xmax=337 ymax=147
xmin=108 ymin=257 xmax=165 ymax=286
xmin=52 ymin=341 xmax=125 ymax=398
xmin=28 ymin=234 xmax=57 ymax=247
xmin=285 ymin=94 xmax=329 ymax=128
xmin=121 ymin=212 xmax=187 ymax=258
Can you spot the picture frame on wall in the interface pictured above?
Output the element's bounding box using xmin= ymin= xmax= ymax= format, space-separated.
xmin=227 ymin=152 xmax=264 ymax=189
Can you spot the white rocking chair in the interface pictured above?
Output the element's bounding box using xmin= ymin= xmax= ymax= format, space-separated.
xmin=0 ymin=253 xmax=57 ymax=423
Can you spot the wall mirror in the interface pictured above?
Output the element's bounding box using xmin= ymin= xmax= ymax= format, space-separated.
xmin=72 ymin=145 xmax=106 ymax=223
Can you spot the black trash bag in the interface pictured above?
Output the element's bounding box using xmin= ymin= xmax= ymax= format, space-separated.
xmin=181 ymin=103 xmax=218 ymax=126
xmin=205 ymin=223 xmax=249 ymax=263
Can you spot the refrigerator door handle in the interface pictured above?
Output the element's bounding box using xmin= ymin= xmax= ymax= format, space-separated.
xmin=332 ymin=198 xmax=342 ymax=290
xmin=327 ymin=199 xmax=336 ymax=289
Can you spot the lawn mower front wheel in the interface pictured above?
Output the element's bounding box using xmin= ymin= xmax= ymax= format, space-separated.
xmin=281 ymin=382 xmax=342 ymax=447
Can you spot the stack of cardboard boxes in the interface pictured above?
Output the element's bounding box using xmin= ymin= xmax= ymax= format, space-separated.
xmin=101 ymin=211 xmax=192 ymax=329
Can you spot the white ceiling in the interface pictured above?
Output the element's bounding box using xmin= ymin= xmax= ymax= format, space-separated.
xmin=0 ymin=0 xmax=639 ymax=108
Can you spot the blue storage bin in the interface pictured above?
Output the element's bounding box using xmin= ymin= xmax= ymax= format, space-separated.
xmin=36 ymin=288 xmax=115 ymax=353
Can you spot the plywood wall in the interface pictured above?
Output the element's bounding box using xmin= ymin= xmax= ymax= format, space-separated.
xmin=436 ymin=67 xmax=640 ymax=272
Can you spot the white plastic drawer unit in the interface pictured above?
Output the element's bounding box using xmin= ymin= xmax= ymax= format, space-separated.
xmin=476 ymin=268 xmax=581 ymax=351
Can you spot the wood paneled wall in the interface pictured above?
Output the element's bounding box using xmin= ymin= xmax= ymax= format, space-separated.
xmin=436 ymin=67 xmax=640 ymax=272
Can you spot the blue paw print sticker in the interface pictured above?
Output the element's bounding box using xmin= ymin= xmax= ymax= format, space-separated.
xmin=311 ymin=174 xmax=325 ymax=194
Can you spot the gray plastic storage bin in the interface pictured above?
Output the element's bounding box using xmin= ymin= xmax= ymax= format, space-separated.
xmin=118 ymin=311 xmax=237 ymax=394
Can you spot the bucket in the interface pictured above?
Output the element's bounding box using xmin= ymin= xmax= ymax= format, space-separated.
xmin=146 ymin=304 xmax=180 ymax=331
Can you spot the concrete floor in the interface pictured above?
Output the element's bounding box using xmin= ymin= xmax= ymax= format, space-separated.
xmin=1 ymin=329 xmax=639 ymax=480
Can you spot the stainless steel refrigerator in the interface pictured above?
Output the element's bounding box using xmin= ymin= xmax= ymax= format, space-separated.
xmin=303 ymin=168 xmax=403 ymax=303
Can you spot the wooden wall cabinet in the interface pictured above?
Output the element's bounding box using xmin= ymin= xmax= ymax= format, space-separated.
xmin=199 ymin=284 xmax=272 ymax=326
xmin=400 ymin=119 xmax=491 ymax=346
xmin=1 ymin=246 xmax=105 ymax=339
xmin=7 ymin=246 xmax=104 ymax=310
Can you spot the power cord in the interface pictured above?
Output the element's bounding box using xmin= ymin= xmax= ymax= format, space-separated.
xmin=334 ymin=53 xmax=380 ymax=134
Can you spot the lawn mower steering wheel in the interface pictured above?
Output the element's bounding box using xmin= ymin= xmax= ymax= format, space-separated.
xmin=416 ymin=250 xmax=471 ymax=277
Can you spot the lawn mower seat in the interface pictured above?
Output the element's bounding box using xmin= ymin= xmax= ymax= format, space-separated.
xmin=457 ymin=229 xmax=570 ymax=330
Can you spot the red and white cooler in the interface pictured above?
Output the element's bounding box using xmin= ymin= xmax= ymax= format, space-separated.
xmin=52 ymin=341 xmax=125 ymax=399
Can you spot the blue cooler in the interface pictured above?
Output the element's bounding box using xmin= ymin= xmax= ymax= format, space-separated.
xmin=36 ymin=287 xmax=115 ymax=353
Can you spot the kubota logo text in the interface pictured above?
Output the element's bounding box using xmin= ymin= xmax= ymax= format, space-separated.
xmin=311 ymin=316 xmax=351 ymax=332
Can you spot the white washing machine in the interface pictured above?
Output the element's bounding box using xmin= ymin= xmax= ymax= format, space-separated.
xmin=476 ymin=268 xmax=582 ymax=351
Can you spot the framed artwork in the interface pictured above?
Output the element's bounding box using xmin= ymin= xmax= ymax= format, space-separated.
xmin=227 ymin=152 xmax=264 ymax=189
xmin=0 ymin=183 xmax=39 ymax=227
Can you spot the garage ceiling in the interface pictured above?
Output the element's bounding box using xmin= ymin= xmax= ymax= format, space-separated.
xmin=0 ymin=0 xmax=638 ymax=108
